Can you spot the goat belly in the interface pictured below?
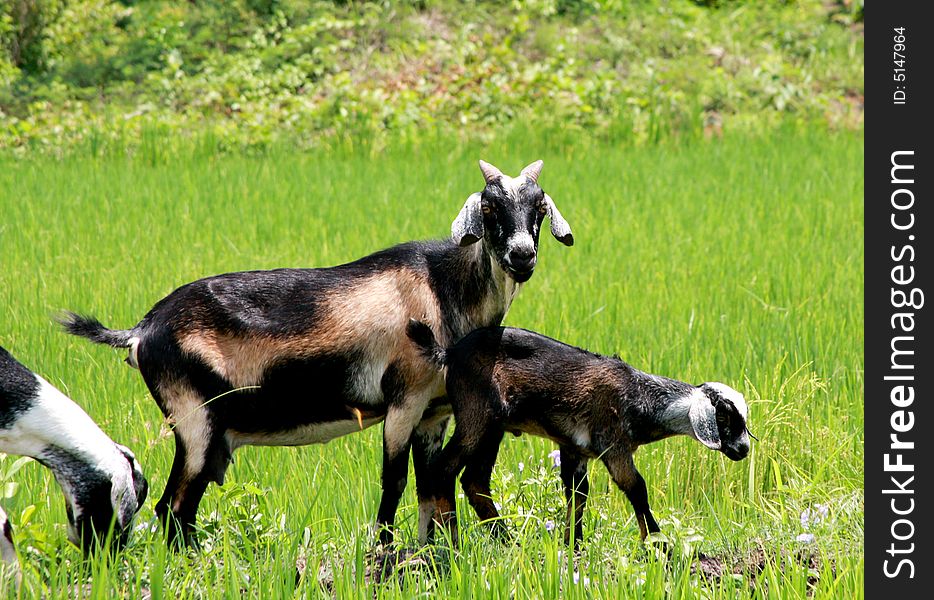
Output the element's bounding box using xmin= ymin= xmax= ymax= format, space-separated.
xmin=217 ymin=352 xmax=390 ymax=447
xmin=227 ymin=417 xmax=385 ymax=447
xmin=216 ymin=352 xmax=385 ymax=426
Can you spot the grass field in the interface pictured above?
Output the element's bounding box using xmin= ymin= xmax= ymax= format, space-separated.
xmin=0 ymin=126 xmax=863 ymax=598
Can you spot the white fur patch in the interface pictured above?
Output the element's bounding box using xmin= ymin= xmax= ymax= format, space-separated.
xmin=383 ymin=395 xmax=432 ymax=455
xmin=348 ymin=357 xmax=390 ymax=404
xmin=0 ymin=377 xmax=124 ymax=469
xmin=504 ymin=231 xmax=535 ymax=263
xmin=127 ymin=336 xmax=141 ymax=369
xmin=571 ymin=425 xmax=591 ymax=449
xmin=498 ymin=174 xmax=530 ymax=200
xmin=159 ymin=382 xmax=212 ymax=478
xmin=659 ymin=389 xmax=700 ymax=437
xmin=456 ymin=252 xmax=522 ymax=336
xmin=417 ymin=500 xmax=435 ymax=545
xmin=704 ymin=382 xmax=748 ymax=420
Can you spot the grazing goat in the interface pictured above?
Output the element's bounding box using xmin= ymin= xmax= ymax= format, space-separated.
xmin=407 ymin=323 xmax=753 ymax=546
xmin=60 ymin=160 xmax=573 ymax=545
xmin=0 ymin=345 xmax=148 ymax=566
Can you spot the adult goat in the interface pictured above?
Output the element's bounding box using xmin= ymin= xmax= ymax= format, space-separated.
xmin=61 ymin=160 xmax=572 ymax=545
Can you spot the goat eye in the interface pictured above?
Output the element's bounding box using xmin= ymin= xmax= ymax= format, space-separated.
xmin=716 ymin=414 xmax=728 ymax=424
xmin=481 ymin=204 xmax=492 ymax=215
xmin=537 ymin=203 xmax=547 ymax=215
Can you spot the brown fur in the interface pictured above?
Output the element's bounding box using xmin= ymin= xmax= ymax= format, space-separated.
xmin=178 ymin=270 xmax=445 ymax=395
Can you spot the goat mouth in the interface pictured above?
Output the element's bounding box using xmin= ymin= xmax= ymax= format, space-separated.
xmin=506 ymin=266 xmax=535 ymax=282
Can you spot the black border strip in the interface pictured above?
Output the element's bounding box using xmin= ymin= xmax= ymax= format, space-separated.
xmin=866 ymin=4 xmax=932 ymax=597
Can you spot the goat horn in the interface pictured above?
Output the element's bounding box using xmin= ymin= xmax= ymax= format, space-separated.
xmin=478 ymin=160 xmax=503 ymax=184
xmin=520 ymin=159 xmax=544 ymax=183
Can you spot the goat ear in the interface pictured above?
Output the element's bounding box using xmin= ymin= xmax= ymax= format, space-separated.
xmin=117 ymin=444 xmax=148 ymax=506
xmin=451 ymin=192 xmax=484 ymax=246
xmin=688 ymin=392 xmax=721 ymax=450
xmin=543 ymin=193 xmax=573 ymax=246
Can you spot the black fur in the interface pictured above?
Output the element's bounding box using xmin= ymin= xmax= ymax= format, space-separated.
xmin=57 ymin=314 xmax=134 ymax=348
xmin=0 ymin=346 xmax=40 ymax=429
xmin=406 ymin=320 xmax=446 ymax=368
xmin=2 ymin=518 xmax=12 ymax=546
xmin=41 ymin=447 xmax=125 ymax=552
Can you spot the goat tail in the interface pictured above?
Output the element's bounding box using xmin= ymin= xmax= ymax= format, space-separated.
xmin=56 ymin=312 xmax=136 ymax=348
xmin=406 ymin=319 xmax=447 ymax=369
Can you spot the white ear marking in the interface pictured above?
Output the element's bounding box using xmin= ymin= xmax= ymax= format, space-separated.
xmin=543 ymin=193 xmax=573 ymax=246
xmin=688 ymin=388 xmax=721 ymax=449
xmin=451 ymin=192 xmax=484 ymax=246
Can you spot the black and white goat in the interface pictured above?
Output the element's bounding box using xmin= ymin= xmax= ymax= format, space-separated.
xmin=407 ymin=323 xmax=753 ymax=546
xmin=60 ymin=160 xmax=573 ymax=545
xmin=0 ymin=345 xmax=148 ymax=566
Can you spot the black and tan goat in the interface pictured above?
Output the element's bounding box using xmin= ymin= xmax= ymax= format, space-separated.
xmin=407 ymin=323 xmax=752 ymax=547
xmin=60 ymin=160 xmax=573 ymax=545
xmin=0 ymin=345 xmax=148 ymax=567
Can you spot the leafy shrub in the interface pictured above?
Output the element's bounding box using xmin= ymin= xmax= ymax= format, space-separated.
xmin=0 ymin=0 xmax=863 ymax=154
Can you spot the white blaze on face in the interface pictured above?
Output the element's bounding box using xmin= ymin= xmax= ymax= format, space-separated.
xmin=704 ymin=382 xmax=748 ymax=420
xmin=495 ymin=173 xmax=539 ymax=264
xmin=504 ymin=231 xmax=535 ymax=263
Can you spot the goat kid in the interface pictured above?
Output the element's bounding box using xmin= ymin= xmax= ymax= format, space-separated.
xmin=0 ymin=345 xmax=148 ymax=565
xmin=60 ymin=160 xmax=573 ymax=546
xmin=407 ymin=323 xmax=752 ymax=547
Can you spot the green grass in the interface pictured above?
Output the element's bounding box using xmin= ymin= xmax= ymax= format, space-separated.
xmin=0 ymin=125 xmax=863 ymax=598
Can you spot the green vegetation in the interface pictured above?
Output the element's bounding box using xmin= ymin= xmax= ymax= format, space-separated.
xmin=1 ymin=0 xmax=863 ymax=154
xmin=0 ymin=0 xmax=863 ymax=596
xmin=0 ymin=127 xmax=863 ymax=597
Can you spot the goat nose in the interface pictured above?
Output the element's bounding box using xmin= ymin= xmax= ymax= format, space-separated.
xmin=508 ymin=247 xmax=536 ymax=271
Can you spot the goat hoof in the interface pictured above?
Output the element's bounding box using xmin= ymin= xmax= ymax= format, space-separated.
xmin=489 ymin=522 xmax=513 ymax=545
xmin=641 ymin=537 xmax=672 ymax=561
xmin=374 ymin=525 xmax=395 ymax=548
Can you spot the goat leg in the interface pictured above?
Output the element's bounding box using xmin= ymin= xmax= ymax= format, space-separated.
xmin=461 ymin=430 xmax=507 ymax=542
xmin=603 ymin=453 xmax=661 ymax=541
xmin=375 ymin=398 xmax=429 ymax=544
xmin=412 ymin=413 xmax=450 ymax=545
xmin=559 ymin=447 xmax=589 ymax=548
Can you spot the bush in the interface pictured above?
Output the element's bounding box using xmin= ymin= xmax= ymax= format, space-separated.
xmin=0 ymin=0 xmax=863 ymax=154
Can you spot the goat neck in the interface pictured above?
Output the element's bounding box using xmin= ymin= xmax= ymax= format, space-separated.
xmin=617 ymin=367 xmax=698 ymax=444
xmin=437 ymin=240 xmax=522 ymax=343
